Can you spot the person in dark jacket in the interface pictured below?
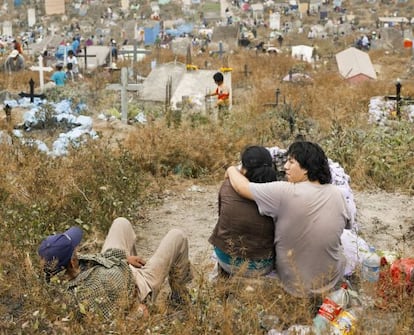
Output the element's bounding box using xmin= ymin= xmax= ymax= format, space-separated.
xmin=209 ymin=146 xmax=278 ymax=277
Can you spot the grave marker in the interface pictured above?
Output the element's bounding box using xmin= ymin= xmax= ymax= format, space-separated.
xmin=49 ymin=24 xmax=58 ymax=36
xmin=78 ymin=46 xmax=98 ymax=71
xmin=264 ymin=88 xmax=282 ymax=107
xmin=2 ymin=21 xmax=12 ymax=37
xmin=241 ymin=64 xmax=251 ymax=78
xmin=4 ymin=104 xmax=12 ymax=123
xmin=19 ymin=78 xmax=46 ymax=103
xmin=121 ymin=0 xmax=129 ymax=11
xmin=106 ymin=67 xmax=142 ymax=123
xmin=211 ymin=41 xmax=226 ymax=59
xmin=28 ymin=8 xmax=36 ymax=28
xmin=118 ymin=43 xmax=151 ymax=63
xmin=269 ymin=12 xmax=281 ymax=30
xmin=29 ymin=55 xmax=53 ymax=92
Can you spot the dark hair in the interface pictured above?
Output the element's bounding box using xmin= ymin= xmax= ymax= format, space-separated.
xmin=241 ymin=146 xmax=278 ymax=183
xmin=213 ymin=72 xmax=224 ymax=83
xmin=287 ymin=141 xmax=331 ymax=184
xmin=66 ymin=62 xmax=73 ymax=70
xmin=68 ymin=50 xmax=74 ymax=56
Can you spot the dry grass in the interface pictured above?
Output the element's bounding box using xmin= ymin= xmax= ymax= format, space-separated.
xmin=0 ymin=43 xmax=413 ymax=334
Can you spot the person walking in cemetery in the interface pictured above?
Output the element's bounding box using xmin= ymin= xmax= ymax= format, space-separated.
xmin=71 ymin=37 xmax=80 ymax=55
xmin=38 ymin=217 xmax=192 ymax=321
xmin=51 ymin=63 xmax=67 ymax=86
xmin=205 ymin=72 xmax=230 ymax=122
xmin=66 ymin=62 xmax=75 ymax=82
xmin=85 ymin=36 xmax=94 ymax=46
xmin=13 ymin=39 xmax=23 ymax=54
xmin=66 ymin=50 xmax=79 ymax=78
xmin=225 ymin=141 xmax=350 ymax=297
xmin=277 ymin=34 xmax=284 ymax=47
xmin=209 ymin=146 xmax=278 ymax=278
xmin=4 ymin=49 xmax=25 ymax=72
xmin=111 ymin=39 xmax=118 ymax=61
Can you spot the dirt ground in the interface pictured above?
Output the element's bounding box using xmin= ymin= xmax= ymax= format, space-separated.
xmin=137 ymin=181 xmax=414 ymax=274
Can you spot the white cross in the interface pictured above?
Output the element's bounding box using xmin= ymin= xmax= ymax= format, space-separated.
xmin=29 ymin=55 xmax=53 ymax=92
xmin=106 ymin=67 xmax=142 ymax=123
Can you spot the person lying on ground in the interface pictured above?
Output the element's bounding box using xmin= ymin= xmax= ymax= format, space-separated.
xmin=38 ymin=217 xmax=192 ymax=321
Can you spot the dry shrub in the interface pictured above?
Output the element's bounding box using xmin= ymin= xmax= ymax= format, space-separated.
xmin=0 ymin=36 xmax=413 ymax=334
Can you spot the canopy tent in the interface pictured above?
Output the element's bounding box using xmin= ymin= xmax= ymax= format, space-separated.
xmin=336 ymin=47 xmax=377 ymax=83
xmin=291 ymin=45 xmax=314 ymax=63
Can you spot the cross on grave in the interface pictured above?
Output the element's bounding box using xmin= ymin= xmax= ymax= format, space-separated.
xmin=118 ymin=42 xmax=151 ymax=63
xmin=211 ymin=41 xmax=226 ymax=59
xmin=106 ymin=67 xmax=142 ymax=123
xmin=385 ymin=79 xmax=414 ymax=120
xmin=4 ymin=104 xmax=12 ymax=123
xmin=78 ymin=46 xmax=98 ymax=71
xmin=19 ymin=78 xmax=46 ymax=103
xmin=264 ymin=88 xmax=282 ymax=107
xmin=240 ymin=64 xmax=252 ymax=78
xmin=29 ymin=55 xmax=53 ymax=92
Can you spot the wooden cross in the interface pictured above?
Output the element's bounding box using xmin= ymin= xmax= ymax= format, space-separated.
xmin=18 ymin=78 xmax=46 ymax=103
xmin=240 ymin=64 xmax=252 ymax=78
xmin=263 ymin=88 xmax=282 ymax=107
xmin=211 ymin=41 xmax=226 ymax=59
xmin=29 ymin=55 xmax=53 ymax=92
xmin=106 ymin=67 xmax=142 ymax=123
xmin=78 ymin=46 xmax=97 ymax=71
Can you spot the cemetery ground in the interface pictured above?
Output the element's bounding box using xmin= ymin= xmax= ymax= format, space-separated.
xmin=0 ymin=45 xmax=413 ymax=334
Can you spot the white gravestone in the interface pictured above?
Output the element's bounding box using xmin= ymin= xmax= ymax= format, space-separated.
xmin=28 ymin=8 xmax=36 ymax=28
xmin=3 ymin=21 xmax=12 ymax=37
xmin=121 ymin=0 xmax=129 ymax=11
xmin=269 ymin=12 xmax=281 ymax=31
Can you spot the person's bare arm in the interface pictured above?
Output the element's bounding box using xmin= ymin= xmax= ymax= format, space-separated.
xmin=226 ymin=166 xmax=254 ymax=200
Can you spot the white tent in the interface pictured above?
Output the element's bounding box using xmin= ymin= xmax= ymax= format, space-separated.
xmin=335 ymin=47 xmax=377 ymax=83
xmin=291 ymin=45 xmax=314 ymax=63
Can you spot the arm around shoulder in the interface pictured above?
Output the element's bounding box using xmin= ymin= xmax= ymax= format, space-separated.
xmin=226 ymin=166 xmax=254 ymax=200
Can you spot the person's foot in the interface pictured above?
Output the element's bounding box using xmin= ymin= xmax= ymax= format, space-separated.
xmin=168 ymin=289 xmax=190 ymax=308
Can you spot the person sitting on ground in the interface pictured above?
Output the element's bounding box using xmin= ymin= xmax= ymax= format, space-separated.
xmin=209 ymin=146 xmax=278 ymax=277
xmin=51 ymin=63 xmax=67 ymax=86
xmin=38 ymin=217 xmax=192 ymax=321
xmin=4 ymin=49 xmax=25 ymax=72
xmin=226 ymin=141 xmax=351 ymax=297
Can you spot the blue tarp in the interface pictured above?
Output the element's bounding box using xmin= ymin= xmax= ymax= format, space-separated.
xmin=165 ymin=23 xmax=194 ymax=37
xmin=55 ymin=45 xmax=74 ymax=60
xmin=14 ymin=0 xmax=23 ymax=6
xmin=144 ymin=22 xmax=161 ymax=45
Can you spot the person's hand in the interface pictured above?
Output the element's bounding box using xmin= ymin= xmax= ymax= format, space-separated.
xmin=127 ymin=255 xmax=146 ymax=268
xmin=137 ymin=303 xmax=149 ymax=318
